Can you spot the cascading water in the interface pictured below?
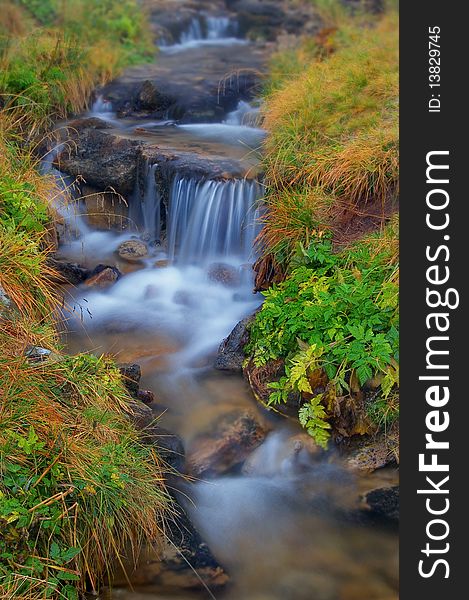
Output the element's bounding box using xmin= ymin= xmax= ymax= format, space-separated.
xmin=91 ymin=95 xmax=113 ymax=114
xmin=160 ymin=13 xmax=244 ymax=53
xmin=58 ymin=8 xmax=398 ymax=594
xmin=89 ymin=95 xmax=118 ymax=125
xmin=225 ymin=100 xmax=262 ymax=128
xmin=129 ymin=162 xmax=163 ymax=242
xmin=180 ymin=18 xmax=203 ymax=43
xmin=40 ymin=144 xmax=90 ymax=238
xmin=205 ymin=15 xmax=237 ymax=39
xmin=167 ymin=176 xmax=262 ymax=263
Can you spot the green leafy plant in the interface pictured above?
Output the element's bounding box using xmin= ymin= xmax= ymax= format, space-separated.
xmin=247 ymin=232 xmax=399 ymax=446
xmin=299 ymin=395 xmax=332 ymax=448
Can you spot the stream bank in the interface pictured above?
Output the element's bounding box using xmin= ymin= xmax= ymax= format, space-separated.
xmin=45 ymin=2 xmax=399 ymax=599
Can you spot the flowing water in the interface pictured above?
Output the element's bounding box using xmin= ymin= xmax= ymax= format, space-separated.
xmin=159 ymin=14 xmax=245 ymax=53
xmin=50 ymin=9 xmax=398 ymax=600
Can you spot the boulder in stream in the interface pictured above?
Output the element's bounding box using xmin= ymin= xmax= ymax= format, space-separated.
xmin=361 ymin=485 xmax=399 ymax=522
xmin=187 ymin=408 xmax=269 ymax=477
xmin=137 ymin=79 xmax=172 ymax=112
xmin=207 ymin=262 xmax=241 ymax=287
xmin=84 ymin=265 xmax=121 ymax=288
xmin=55 ymin=127 xmax=141 ymax=196
xmin=117 ymin=239 xmax=149 ymax=262
xmin=214 ymin=313 xmax=256 ymax=372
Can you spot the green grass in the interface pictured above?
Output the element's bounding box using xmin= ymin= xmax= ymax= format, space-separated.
xmin=259 ymin=11 xmax=399 ymax=263
xmin=0 ymin=3 xmax=172 ymax=598
xmin=248 ymin=5 xmax=399 ymax=446
xmin=0 ymin=348 xmax=172 ymax=599
xmin=0 ymin=0 xmax=153 ymax=127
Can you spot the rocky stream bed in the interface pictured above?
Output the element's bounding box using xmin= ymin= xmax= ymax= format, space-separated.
xmin=45 ymin=2 xmax=399 ymax=598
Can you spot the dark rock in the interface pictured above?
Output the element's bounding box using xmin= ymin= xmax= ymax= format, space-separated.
xmin=344 ymin=433 xmax=398 ymax=473
xmin=84 ymin=265 xmax=121 ymax=288
xmin=137 ymin=79 xmax=172 ymax=112
xmin=47 ymin=258 xmax=89 ymax=285
xmin=113 ymin=497 xmax=228 ymax=590
xmin=55 ymin=128 xmax=141 ymax=196
xmin=161 ymin=500 xmax=228 ymax=586
xmin=214 ymin=313 xmax=255 ymax=372
xmin=66 ymin=116 xmax=113 ymax=131
xmin=361 ymin=486 xmax=399 ymax=522
xmin=236 ymin=0 xmax=285 ymax=40
xmin=137 ymin=389 xmax=156 ymax=404
xmin=118 ymin=363 xmax=141 ymax=397
xmin=117 ymin=239 xmax=149 ymax=262
xmin=127 ymin=400 xmax=185 ymax=473
xmin=187 ymin=408 xmax=269 ymax=477
xmin=207 ymin=262 xmax=241 ymax=287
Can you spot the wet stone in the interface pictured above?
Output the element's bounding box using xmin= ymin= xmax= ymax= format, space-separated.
xmin=207 ymin=262 xmax=241 ymax=287
xmin=214 ymin=313 xmax=256 ymax=372
xmin=84 ymin=265 xmax=121 ymax=288
xmin=118 ymin=363 xmax=141 ymax=397
xmin=187 ymin=408 xmax=269 ymax=477
xmin=361 ymin=485 xmax=399 ymax=522
xmin=117 ymin=239 xmax=149 ymax=262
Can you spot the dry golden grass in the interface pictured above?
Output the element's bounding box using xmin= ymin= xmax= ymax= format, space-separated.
xmin=259 ymin=12 xmax=398 ymax=261
xmin=0 ymin=328 xmax=173 ymax=597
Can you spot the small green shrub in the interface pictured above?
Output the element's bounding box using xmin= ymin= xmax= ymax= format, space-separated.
xmin=247 ymin=231 xmax=399 ymax=446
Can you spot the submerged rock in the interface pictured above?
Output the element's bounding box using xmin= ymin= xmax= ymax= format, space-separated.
xmin=117 ymin=239 xmax=149 ymax=262
xmin=207 ymin=262 xmax=241 ymax=287
xmin=187 ymin=408 xmax=269 ymax=477
xmin=214 ymin=313 xmax=255 ymax=372
xmin=361 ymin=485 xmax=399 ymax=522
xmin=242 ymin=430 xmax=323 ymax=477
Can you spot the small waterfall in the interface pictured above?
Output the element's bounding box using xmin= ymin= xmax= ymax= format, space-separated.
xmin=160 ymin=14 xmax=242 ymax=52
xmin=225 ymin=100 xmax=262 ymax=128
xmin=180 ymin=18 xmax=203 ymax=44
xmin=206 ymin=16 xmax=236 ymax=39
xmin=167 ymin=176 xmax=262 ymax=263
xmin=91 ymin=95 xmax=113 ymax=115
xmin=130 ymin=162 xmax=162 ymax=242
xmin=40 ymin=144 xmax=90 ymax=238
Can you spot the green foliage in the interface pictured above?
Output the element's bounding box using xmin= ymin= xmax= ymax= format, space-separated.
xmin=260 ymin=12 xmax=399 ymax=263
xmin=0 ymin=352 xmax=171 ymax=599
xmin=18 ymin=0 xmax=59 ymax=25
xmin=299 ymin=395 xmax=331 ymax=448
xmin=247 ymin=234 xmax=399 ymax=445
xmin=1 ymin=0 xmax=152 ymax=124
xmin=0 ymin=175 xmax=49 ymax=233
